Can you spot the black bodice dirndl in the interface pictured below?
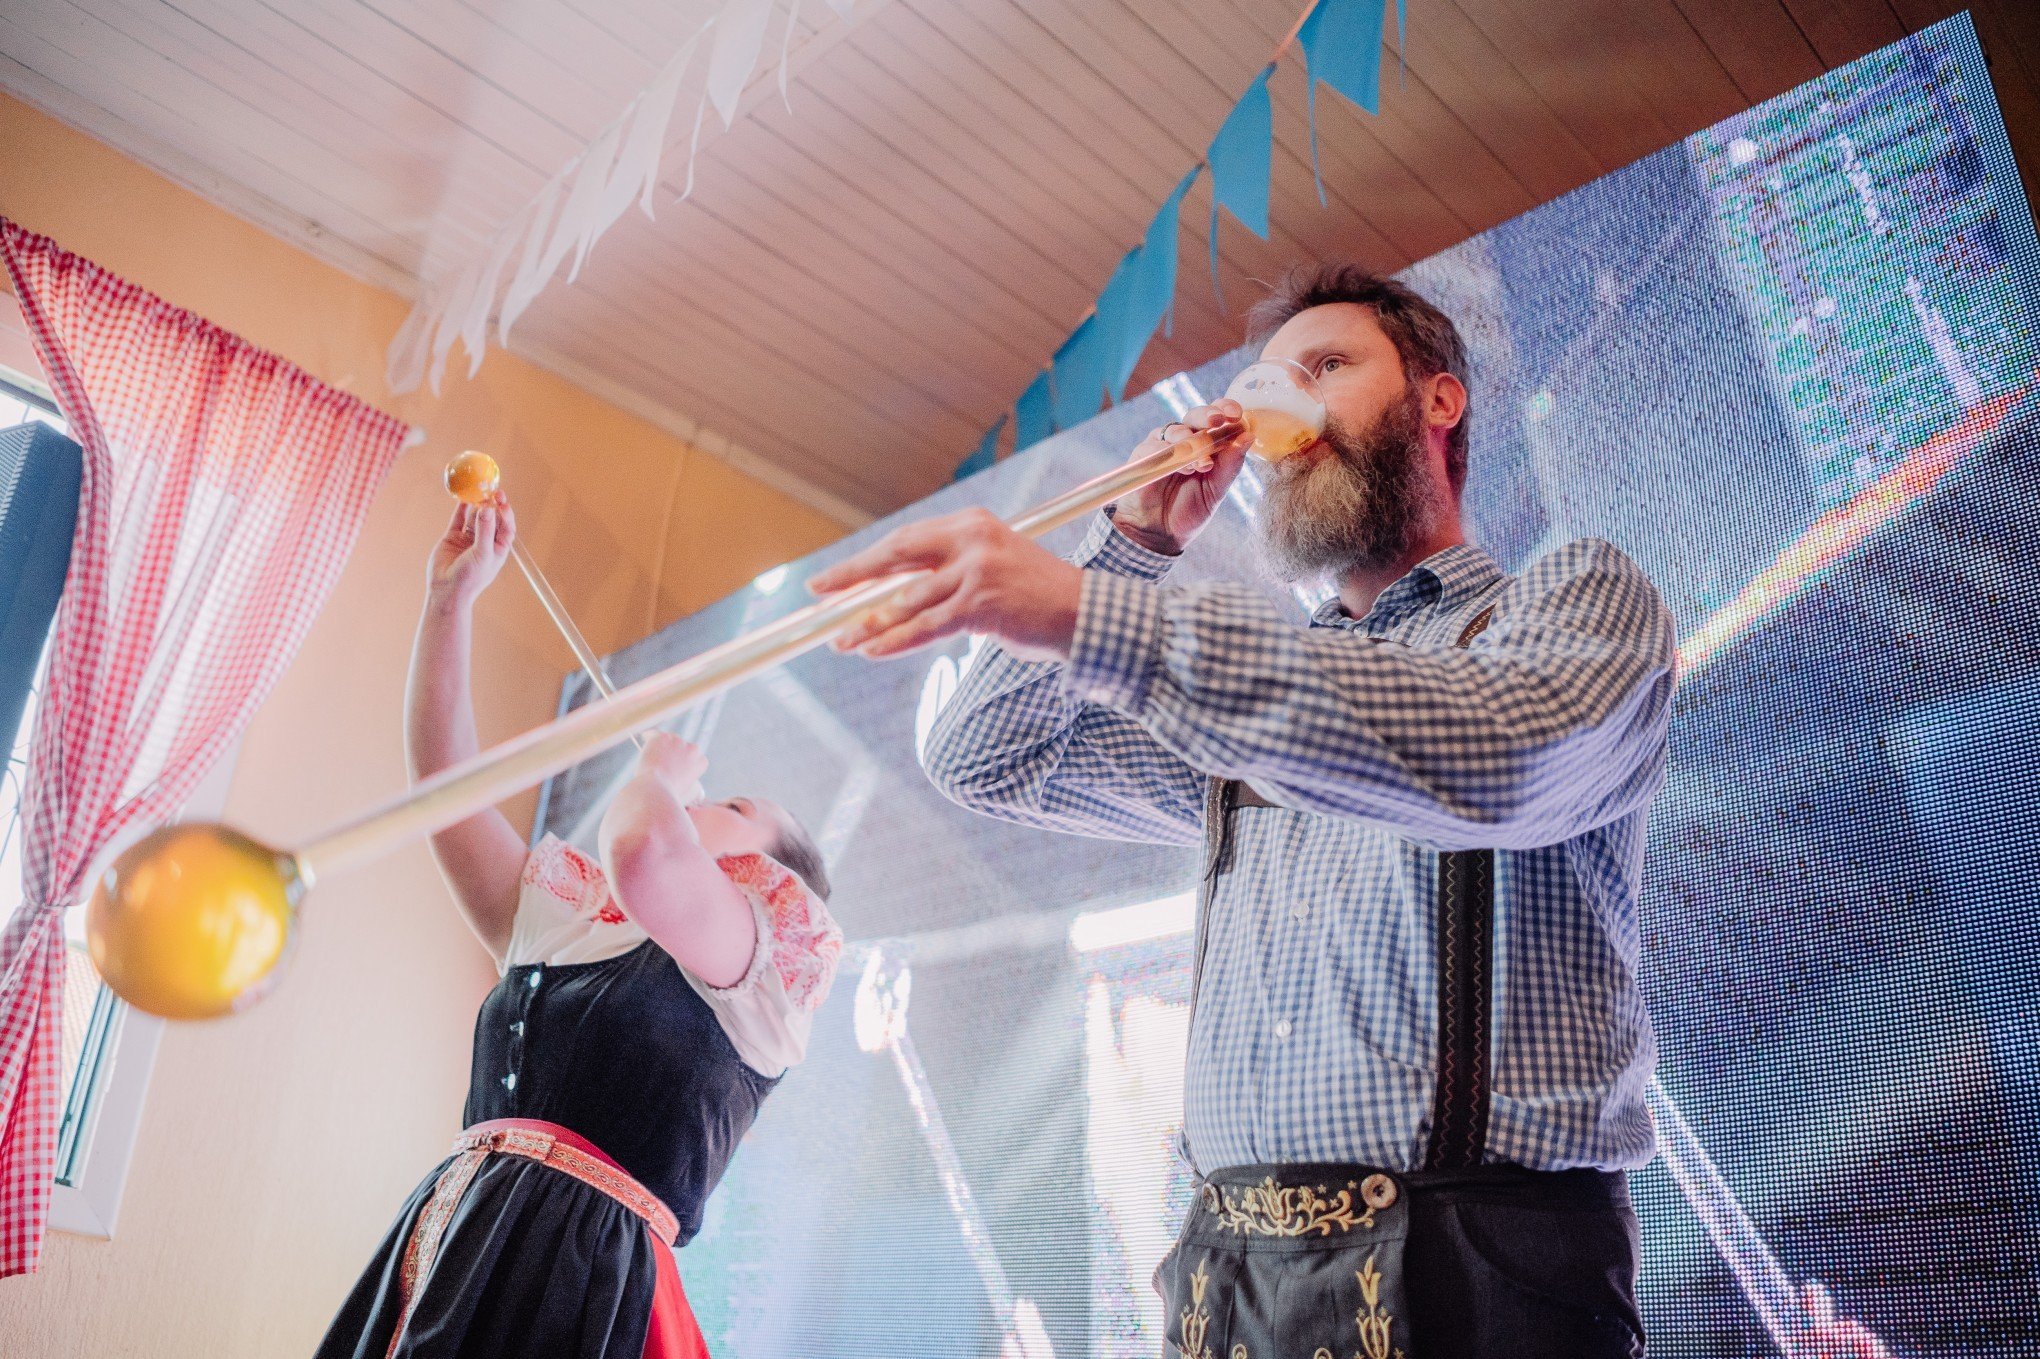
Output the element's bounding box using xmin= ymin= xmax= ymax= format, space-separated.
xmin=315 ymin=940 xmax=778 ymax=1359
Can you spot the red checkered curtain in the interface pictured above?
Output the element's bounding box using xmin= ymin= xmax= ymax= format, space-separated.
xmin=0 ymin=220 xmax=408 ymax=1275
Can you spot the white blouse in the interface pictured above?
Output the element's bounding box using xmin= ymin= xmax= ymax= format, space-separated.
xmin=502 ymin=833 xmax=843 ymax=1078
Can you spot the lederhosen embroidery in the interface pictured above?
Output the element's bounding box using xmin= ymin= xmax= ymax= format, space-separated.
xmin=1169 ymin=600 xmax=1498 ymax=1359
xmin=1178 ymin=1257 xmax=1219 ymax=1359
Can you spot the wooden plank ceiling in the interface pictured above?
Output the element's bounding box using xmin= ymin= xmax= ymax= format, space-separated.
xmin=3 ymin=0 xmax=2036 ymax=522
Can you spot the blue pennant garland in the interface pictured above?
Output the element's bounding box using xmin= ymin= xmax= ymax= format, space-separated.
xmin=964 ymin=0 xmax=1400 ymax=477
xmin=1050 ymin=313 xmax=1109 ymax=431
xmin=1207 ymin=66 xmax=1274 ymax=304
xmin=1117 ymin=169 xmax=1198 ymax=396
xmin=1298 ymin=0 xmax=1386 ymax=205
xmin=953 ymin=413 xmax=1006 ymax=481
xmin=1014 ymin=369 xmax=1054 ymax=452
xmin=1095 ymin=248 xmax=1142 ymax=405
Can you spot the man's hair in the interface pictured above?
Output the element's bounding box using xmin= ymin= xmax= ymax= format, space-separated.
xmin=771 ymin=816 xmax=832 ymax=902
xmin=1245 ymin=264 xmax=1472 ymax=495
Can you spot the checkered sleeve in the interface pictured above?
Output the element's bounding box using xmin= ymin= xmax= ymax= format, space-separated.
xmin=918 ymin=512 xmax=1204 ymax=846
xmin=1064 ymin=538 xmax=1677 ymax=851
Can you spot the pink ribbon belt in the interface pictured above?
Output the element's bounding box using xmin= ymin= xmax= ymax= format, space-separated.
xmin=387 ymin=1118 xmax=683 ymax=1357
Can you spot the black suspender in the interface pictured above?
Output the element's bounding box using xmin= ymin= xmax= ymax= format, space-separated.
xmin=1422 ymin=602 xmax=1498 ymax=1171
xmin=1192 ymin=600 xmax=1500 ymax=1171
xmin=1423 ymin=844 xmax=1494 ymax=1169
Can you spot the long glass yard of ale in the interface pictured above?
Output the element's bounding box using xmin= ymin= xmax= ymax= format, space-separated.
xmin=85 ymin=360 xmax=1326 ymax=1020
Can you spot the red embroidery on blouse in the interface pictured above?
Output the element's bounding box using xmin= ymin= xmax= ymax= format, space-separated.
xmin=523 ymin=838 xmax=627 ymax=924
xmin=716 ymin=853 xmax=843 ymax=1013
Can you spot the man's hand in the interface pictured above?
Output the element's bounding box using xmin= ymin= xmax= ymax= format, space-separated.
xmin=809 ymin=509 xmax=1084 ymax=662
xmin=1107 ymin=398 xmax=1250 ymax=556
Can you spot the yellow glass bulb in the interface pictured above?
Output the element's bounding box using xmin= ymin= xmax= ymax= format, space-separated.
xmin=444 ymin=450 xmax=502 ymax=505
xmin=86 ymin=824 xmax=303 ymax=1021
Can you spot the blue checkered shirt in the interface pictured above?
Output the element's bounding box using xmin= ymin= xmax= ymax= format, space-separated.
xmin=922 ymin=512 xmax=1676 ymax=1174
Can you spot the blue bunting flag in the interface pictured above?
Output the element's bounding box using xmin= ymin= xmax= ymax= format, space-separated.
xmin=1207 ymin=67 xmax=1274 ymax=301
xmin=1298 ymin=0 xmax=1386 ymax=205
xmin=1050 ymin=314 xmax=1109 ymax=431
xmin=1117 ymin=169 xmax=1198 ymax=395
xmin=1014 ymin=369 xmax=1054 ymax=452
xmin=1094 ymin=249 xmax=1143 ymax=404
xmin=953 ymin=413 xmax=1006 ymax=481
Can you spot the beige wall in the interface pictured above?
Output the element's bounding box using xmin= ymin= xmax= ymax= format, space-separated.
xmin=0 ymin=92 xmax=848 ymax=1355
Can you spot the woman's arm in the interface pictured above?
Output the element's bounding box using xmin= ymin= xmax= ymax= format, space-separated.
xmin=597 ymin=734 xmax=759 ymax=988
xmin=406 ymin=498 xmax=528 ymax=963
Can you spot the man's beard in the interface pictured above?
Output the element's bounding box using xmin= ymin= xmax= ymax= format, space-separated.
xmin=1259 ymin=390 xmax=1441 ymax=584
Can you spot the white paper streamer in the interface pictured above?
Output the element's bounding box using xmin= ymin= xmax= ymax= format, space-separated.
xmin=564 ymin=121 xmax=625 ymax=283
xmin=497 ymin=172 xmax=568 ymax=346
xmin=778 ymin=0 xmax=802 ymax=112
xmin=609 ymin=30 xmax=705 ymax=225
xmin=384 ymin=0 xmax=867 ymax=393
xmin=706 ymin=0 xmax=777 ymax=128
xmin=385 ymin=280 xmax=438 ymax=394
xmin=427 ymin=258 xmax=484 ymax=395
xmin=461 ymin=200 xmax=529 ymax=377
xmin=682 ymin=92 xmax=711 ymax=200
xmin=518 ymin=148 xmax=600 ymax=313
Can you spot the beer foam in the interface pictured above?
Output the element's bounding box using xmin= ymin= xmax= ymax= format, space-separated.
xmin=1232 ymin=377 xmax=1325 ymax=459
xmin=1240 ymin=380 xmax=1325 ymax=435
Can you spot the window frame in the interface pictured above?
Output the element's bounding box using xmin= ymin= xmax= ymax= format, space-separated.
xmin=44 ymin=745 xmax=239 ymax=1239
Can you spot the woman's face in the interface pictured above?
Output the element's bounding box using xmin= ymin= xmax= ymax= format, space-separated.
xmin=686 ymin=795 xmax=792 ymax=861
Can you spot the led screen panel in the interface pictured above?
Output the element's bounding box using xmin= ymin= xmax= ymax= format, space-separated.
xmin=540 ymin=16 xmax=2038 ymax=1356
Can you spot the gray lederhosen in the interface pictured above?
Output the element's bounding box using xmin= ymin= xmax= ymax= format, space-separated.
xmin=1154 ymin=607 xmax=1645 ymax=1359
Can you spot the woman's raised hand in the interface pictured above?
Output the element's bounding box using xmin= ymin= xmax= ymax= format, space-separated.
xmin=635 ymin=731 xmax=708 ymax=806
xmin=428 ymin=493 xmax=516 ymax=606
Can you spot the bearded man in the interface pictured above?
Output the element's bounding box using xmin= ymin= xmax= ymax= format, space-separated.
xmin=811 ymin=265 xmax=1676 ymax=1358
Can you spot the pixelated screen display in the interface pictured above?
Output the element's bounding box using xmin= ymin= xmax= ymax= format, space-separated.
xmin=539 ymin=16 xmax=2038 ymax=1357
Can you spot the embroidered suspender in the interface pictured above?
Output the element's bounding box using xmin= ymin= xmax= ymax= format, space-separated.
xmin=1422 ymin=602 xmax=1498 ymax=1170
xmin=1191 ymin=601 xmax=1499 ymax=1170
